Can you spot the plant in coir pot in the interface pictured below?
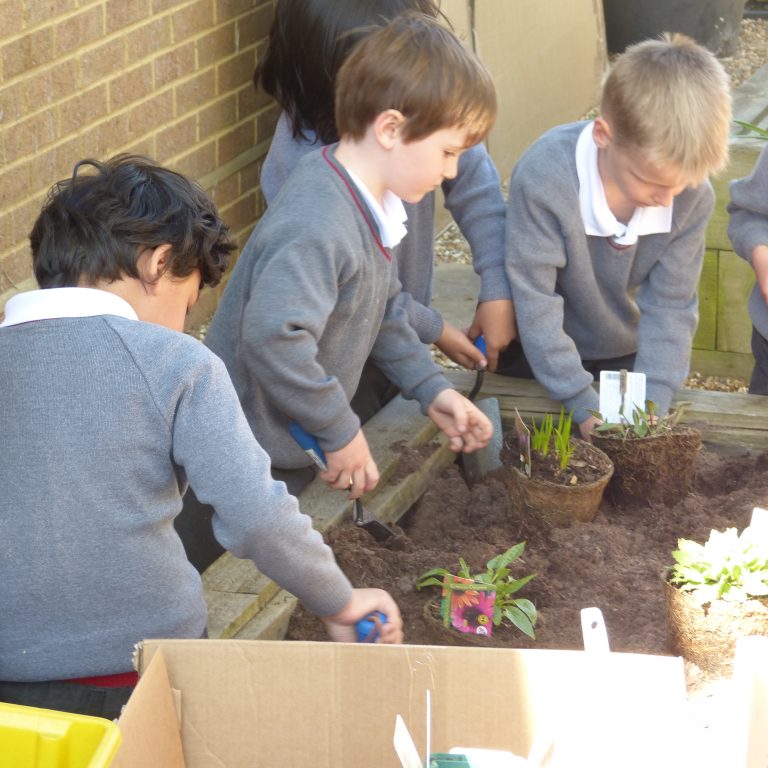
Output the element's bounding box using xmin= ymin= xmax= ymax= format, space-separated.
xmin=663 ymin=523 xmax=768 ymax=677
xmin=507 ymin=408 xmax=614 ymax=526
xmin=591 ymin=401 xmax=700 ymax=507
xmin=416 ymin=542 xmax=537 ymax=645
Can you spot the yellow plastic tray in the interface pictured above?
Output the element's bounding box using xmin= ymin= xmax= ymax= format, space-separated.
xmin=0 ymin=701 xmax=121 ymax=768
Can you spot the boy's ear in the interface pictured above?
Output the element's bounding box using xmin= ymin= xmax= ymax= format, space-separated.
xmin=137 ymin=244 xmax=174 ymax=287
xmin=374 ymin=109 xmax=406 ymax=150
xmin=592 ymin=117 xmax=613 ymax=149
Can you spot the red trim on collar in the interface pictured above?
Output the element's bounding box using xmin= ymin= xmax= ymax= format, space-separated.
xmin=321 ymin=146 xmax=391 ymax=262
xmin=606 ymin=236 xmax=634 ymax=251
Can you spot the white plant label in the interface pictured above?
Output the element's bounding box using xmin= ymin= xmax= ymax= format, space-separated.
xmin=599 ymin=370 xmax=646 ymax=423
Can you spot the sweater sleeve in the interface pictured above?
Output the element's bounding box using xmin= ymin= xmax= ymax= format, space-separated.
xmin=170 ymin=349 xmax=353 ymax=618
xmin=396 ymin=289 xmax=445 ymax=344
xmin=505 ymin=157 xmax=598 ymax=424
xmin=727 ymin=145 xmax=768 ymax=265
xmin=371 ymin=265 xmax=453 ymax=413
xmin=239 ymin=234 xmax=361 ymax=454
xmin=634 ymin=184 xmax=714 ymax=415
xmin=443 ymin=143 xmax=511 ymax=304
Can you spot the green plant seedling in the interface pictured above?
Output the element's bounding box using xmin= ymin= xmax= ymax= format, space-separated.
xmin=416 ymin=542 xmax=538 ymax=639
xmin=590 ymin=401 xmax=689 ymax=439
xmin=530 ymin=413 xmax=553 ymax=457
xmin=734 ymin=119 xmax=768 ymax=141
xmin=669 ymin=526 xmax=768 ymax=606
xmin=552 ymin=408 xmax=575 ymax=471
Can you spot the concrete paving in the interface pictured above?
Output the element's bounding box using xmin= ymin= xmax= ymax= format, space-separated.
xmin=430 ymin=261 xmax=481 ymax=331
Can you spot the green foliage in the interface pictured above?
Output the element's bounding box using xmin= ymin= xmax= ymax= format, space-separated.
xmin=735 ymin=119 xmax=768 ymax=141
xmin=531 ymin=408 xmax=575 ymax=471
xmin=669 ymin=527 xmax=768 ymax=605
xmin=590 ymin=401 xmax=689 ymax=439
xmin=416 ymin=543 xmax=538 ymax=639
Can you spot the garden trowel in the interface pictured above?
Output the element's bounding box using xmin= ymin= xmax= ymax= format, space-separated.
xmin=462 ymin=335 xmax=503 ymax=484
xmin=288 ymin=421 xmax=394 ymax=542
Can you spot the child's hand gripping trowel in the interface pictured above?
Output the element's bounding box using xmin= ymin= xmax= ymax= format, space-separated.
xmin=462 ymin=335 xmax=503 ymax=484
xmin=288 ymin=421 xmax=394 ymax=542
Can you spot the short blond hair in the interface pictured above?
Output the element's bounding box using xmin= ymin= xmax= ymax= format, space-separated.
xmin=335 ymin=12 xmax=496 ymax=147
xmin=601 ymin=33 xmax=731 ymax=182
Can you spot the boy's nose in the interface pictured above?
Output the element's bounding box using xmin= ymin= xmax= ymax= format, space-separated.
xmin=443 ymin=157 xmax=459 ymax=180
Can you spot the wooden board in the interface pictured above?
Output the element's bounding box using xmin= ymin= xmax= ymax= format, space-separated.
xmin=693 ymin=249 xmax=718 ymax=351
xmin=717 ymin=250 xmax=755 ymax=354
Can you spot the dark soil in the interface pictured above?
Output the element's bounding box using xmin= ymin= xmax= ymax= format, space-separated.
xmin=287 ymin=439 xmax=767 ymax=682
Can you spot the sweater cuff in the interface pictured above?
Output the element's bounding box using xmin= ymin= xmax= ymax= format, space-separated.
xmin=410 ymin=304 xmax=445 ymax=345
xmin=562 ymin=385 xmax=600 ymax=426
xmin=477 ymin=264 xmax=513 ymax=303
xmin=412 ymin=376 xmax=453 ymax=415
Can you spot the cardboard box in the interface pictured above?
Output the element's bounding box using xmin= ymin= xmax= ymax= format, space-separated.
xmin=112 ymin=638 xmax=705 ymax=768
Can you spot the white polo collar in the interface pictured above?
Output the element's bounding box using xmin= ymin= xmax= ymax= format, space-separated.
xmin=576 ymin=121 xmax=672 ymax=246
xmin=345 ymin=169 xmax=408 ymax=248
xmin=1 ymin=287 xmax=138 ymax=328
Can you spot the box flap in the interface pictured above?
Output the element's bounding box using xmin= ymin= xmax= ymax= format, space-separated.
xmin=134 ymin=639 xmax=691 ymax=768
xmin=113 ymin=648 xmax=185 ymax=768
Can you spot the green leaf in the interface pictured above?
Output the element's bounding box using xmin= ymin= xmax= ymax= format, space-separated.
xmin=415 ymin=577 xmax=448 ymax=590
xmin=503 ymin=606 xmax=536 ymax=639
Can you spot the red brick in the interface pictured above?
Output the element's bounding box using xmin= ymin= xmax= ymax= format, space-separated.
xmin=55 ymin=6 xmax=105 ymax=58
xmin=216 ymin=0 xmax=262 ymax=23
xmin=154 ymin=115 xmax=197 ymax=159
xmin=197 ymin=22 xmax=235 ymax=69
xmin=207 ymin=171 xmax=238 ymax=206
xmin=1 ymin=81 xmax=31 ymax=124
xmin=236 ymin=4 xmax=273 ymax=49
xmin=109 ymin=63 xmax=153 ymax=111
xmin=172 ymin=138 xmax=216 ymax=179
xmin=151 ymin=0 xmax=187 ymax=12
xmin=175 ymin=69 xmax=216 ymax=116
xmin=78 ymin=37 xmax=125 ymax=89
xmin=0 ymin=245 xmax=34 ymax=294
xmin=217 ymin=48 xmax=254 ymax=93
xmin=217 ymin=119 xmax=253 ymax=165
xmin=198 ymin=94 xmax=236 ymax=139
xmin=124 ymin=91 xmax=174 ymax=139
xmin=105 ymin=0 xmax=151 ymax=34
xmin=154 ymin=42 xmax=196 ymax=89
xmin=23 ymin=0 xmax=78 ymax=29
xmin=172 ymin=0 xmax=214 ymax=44
xmin=79 ymin=112 xmax=130 ymax=159
xmin=0 ymin=1 xmax=24 ymax=44
xmin=123 ymin=137 xmax=156 ymax=158
xmin=27 ymin=137 xmax=82 ymax=190
xmin=0 ymin=164 xmax=31 ymax=209
xmin=1 ymin=28 xmax=54 ymax=80
xmin=9 ymin=197 xmax=44 ymax=245
xmin=20 ymin=59 xmax=79 ymax=113
xmin=220 ymin=190 xmax=257 ymax=235
xmin=237 ymin=82 xmax=271 ymax=120
xmin=59 ymin=84 xmax=108 ymax=135
xmin=5 ymin=110 xmax=58 ymax=162
xmin=238 ymin=157 xmax=262 ymax=195
xmin=123 ymin=17 xmax=171 ymax=62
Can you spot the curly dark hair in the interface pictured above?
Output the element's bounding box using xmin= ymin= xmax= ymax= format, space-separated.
xmin=30 ymin=154 xmax=237 ymax=289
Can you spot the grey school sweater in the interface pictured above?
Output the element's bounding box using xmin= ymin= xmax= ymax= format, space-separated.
xmin=505 ymin=122 xmax=714 ymax=423
xmin=260 ymin=112 xmax=511 ymax=344
xmin=0 ymin=295 xmax=352 ymax=682
xmin=728 ymin=144 xmax=768 ymax=339
xmin=205 ymin=145 xmax=451 ymax=468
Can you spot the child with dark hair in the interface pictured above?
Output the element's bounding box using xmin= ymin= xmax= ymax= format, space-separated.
xmin=0 ymin=155 xmax=403 ymax=720
xmin=205 ymin=13 xmax=496 ymax=501
xmin=256 ymin=0 xmax=515 ymax=405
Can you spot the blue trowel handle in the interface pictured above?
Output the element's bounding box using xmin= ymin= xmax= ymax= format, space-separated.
xmin=288 ymin=421 xmax=328 ymax=471
xmin=474 ymin=334 xmax=487 ymax=359
xmin=355 ymin=611 xmax=387 ymax=643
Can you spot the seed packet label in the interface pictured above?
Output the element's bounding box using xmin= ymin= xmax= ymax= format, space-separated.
xmin=513 ymin=408 xmax=531 ymax=478
xmin=441 ymin=575 xmax=495 ymax=637
xmin=599 ymin=369 xmax=646 ymax=423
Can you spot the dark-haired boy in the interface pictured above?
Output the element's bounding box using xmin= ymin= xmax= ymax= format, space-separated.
xmin=205 ymin=13 xmax=496 ymax=499
xmin=0 ymin=155 xmax=402 ymax=719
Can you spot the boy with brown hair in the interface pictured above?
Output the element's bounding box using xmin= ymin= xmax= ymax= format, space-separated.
xmin=500 ymin=33 xmax=732 ymax=439
xmin=205 ymin=13 xmax=496 ymax=497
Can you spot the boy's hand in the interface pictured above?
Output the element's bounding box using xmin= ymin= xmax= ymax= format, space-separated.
xmin=752 ymin=245 xmax=768 ymax=303
xmin=435 ymin=321 xmax=486 ymax=369
xmin=322 ymin=429 xmax=380 ymax=498
xmin=578 ymin=414 xmax=602 ymax=442
xmin=427 ymin=389 xmax=493 ymax=452
xmin=321 ymin=588 xmax=403 ymax=644
xmin=468 ymin=299 xmax=517 ymax=371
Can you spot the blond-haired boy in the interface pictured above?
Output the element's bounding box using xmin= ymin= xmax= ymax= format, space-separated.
xmin=499 ymin=34 xmax=731 ymax=438
xmin=205 ymin=13 xmax=496 ymax=496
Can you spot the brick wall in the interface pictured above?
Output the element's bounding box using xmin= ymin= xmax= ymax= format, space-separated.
xmin=0 ymin=0 xmax=278 ymax=324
